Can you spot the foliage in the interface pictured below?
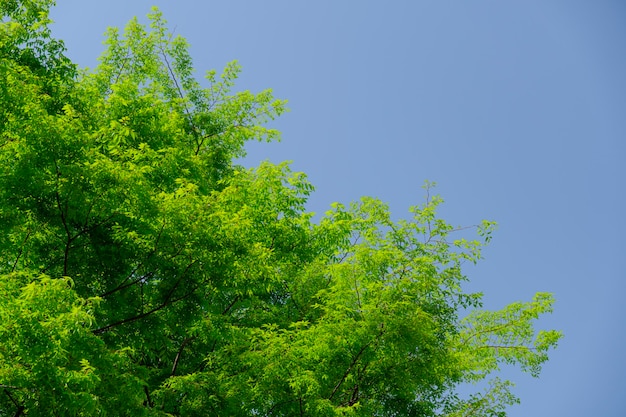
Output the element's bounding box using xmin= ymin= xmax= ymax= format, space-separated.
xmin=0 ymin=2 xmax=561 ymax=416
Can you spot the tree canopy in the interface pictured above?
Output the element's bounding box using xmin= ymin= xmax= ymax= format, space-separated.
xmin=0 ymin=2 xmax=561 ymax=416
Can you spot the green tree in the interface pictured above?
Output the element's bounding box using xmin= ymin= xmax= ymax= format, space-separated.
xmin=0 ymin=2 xmax=561 ymax=416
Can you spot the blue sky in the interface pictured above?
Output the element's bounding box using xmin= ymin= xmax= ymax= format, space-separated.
xmin=50 ymin=1 xmax=625 ymax=415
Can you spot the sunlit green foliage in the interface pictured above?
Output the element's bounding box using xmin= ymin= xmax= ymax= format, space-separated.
xmin=0 ymin=2 xmax=560 ymax=415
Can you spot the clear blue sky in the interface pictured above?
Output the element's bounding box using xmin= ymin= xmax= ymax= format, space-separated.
xmin=50 ymin=1 xmax=625 ymax=415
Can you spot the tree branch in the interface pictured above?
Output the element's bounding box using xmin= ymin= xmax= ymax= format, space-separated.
xmin=329 ymin=325 xmax=385 ymax=402
xmin=10 ymin=228 xmax=31 ymax=273
xmin=100 ymin=221 xmax=166 ymax=298
xmin=93 ymin=261 xmax=196 ymax=334
xmin=157 ymin=44 xmax=204 ymax=154
xmin=329 ymin=344 xmax=368 ymax=402
xmin=143 ymin=385 xmax=153 ymax=408
xmin=222 ymin=295 xmax=239 ymax=315
xmin=171 ymin=337 xmax=194 ymax=376
xmin=4 ymin=389 xmax=24 ymax=417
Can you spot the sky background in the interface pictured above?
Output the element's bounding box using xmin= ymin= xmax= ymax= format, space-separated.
xmin=50 ymin=1 xmax=625 ymax=415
